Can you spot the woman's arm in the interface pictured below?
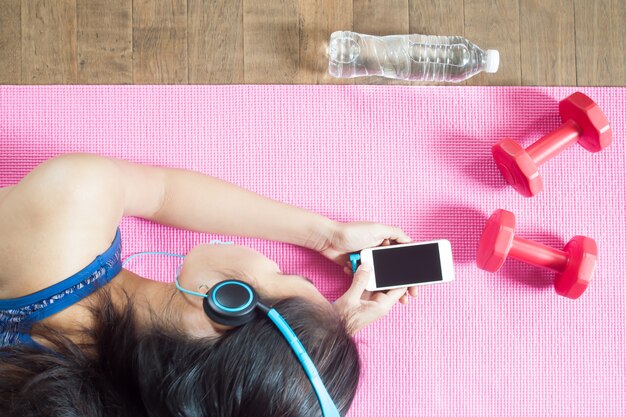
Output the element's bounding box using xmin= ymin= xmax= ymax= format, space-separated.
xmin=106 ymin=154 xmax=335 ymax=250
xmin=20 ymin=153 xmax=336 ymax=251
xmin=9 ymin=153 xmax=412 ymax=260
xmin=127 ymin=161 xmax=336 ymax=251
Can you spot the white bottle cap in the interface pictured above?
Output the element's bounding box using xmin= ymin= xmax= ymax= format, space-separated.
xmin=485 ymin=50 xmax=500 ymax=73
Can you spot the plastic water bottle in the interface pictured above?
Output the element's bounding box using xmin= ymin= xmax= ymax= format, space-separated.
xmin=328 ymin=31 xmax=499 ymax=82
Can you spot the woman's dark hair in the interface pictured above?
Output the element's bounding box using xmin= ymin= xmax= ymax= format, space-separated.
xmin=0 ymin=289 xmax=360 ymax=417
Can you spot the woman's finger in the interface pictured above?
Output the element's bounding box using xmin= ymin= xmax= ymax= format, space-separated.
xmin=408 ymin=286 xmax=419 ymax=297
xmin=343 ymin=264 xmax=372 ymax=302
xmin=372 ymin=287 xmax=407 ymax=311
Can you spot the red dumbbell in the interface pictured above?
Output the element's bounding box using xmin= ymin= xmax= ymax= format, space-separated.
xmin=477 ymin=209 xmax=597 ymax=299
xmin=492 ymin=92 xmax=612 ymax=197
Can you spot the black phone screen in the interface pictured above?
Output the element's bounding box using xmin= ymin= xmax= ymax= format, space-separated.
xmin=372 ymin=243 xmax=443 ymax=287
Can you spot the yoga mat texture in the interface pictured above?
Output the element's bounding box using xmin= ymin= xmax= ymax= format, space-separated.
xmin=0 ymin=86 xmax=624 ymax=416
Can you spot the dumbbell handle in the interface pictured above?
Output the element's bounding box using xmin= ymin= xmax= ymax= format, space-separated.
xmin=509 ymin=236 xmax=569 ymax=272
xmin=526 ymin=120 xmax=582 ymax=166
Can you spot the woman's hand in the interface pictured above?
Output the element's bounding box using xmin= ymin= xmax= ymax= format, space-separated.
xmin=318 ymin=221 xmax=412 ymax=267
xmin=317 ymin=220 xmax=418 ymax=304
xmin=334 ymin=264 xmax=417 ymax=334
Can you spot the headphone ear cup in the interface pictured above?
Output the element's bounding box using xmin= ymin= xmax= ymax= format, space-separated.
xmin=203 ymin=296 xmax=258 ymax=326
xmin=203 ymin=280 xmax=259 ymax=327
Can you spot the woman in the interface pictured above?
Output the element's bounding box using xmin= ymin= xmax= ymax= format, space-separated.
xmin=0 ymin=153 xmax=417 ymax=417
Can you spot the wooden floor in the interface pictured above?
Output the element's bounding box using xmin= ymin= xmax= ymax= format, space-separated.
xmin=0 ymin=0 xmax=624 ymax=85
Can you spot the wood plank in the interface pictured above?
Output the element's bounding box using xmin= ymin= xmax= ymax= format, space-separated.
xmin=353 ymin=0 xmax=410 ymax=84
xmin=133 ymin=0 xmax=187 ymax=84
xmin=77 ymin=0 xmax=132 ymax=84
xmin=354 ymin=0 xmax=409 ymax=36
xmin=22 ymin=0 xmax=77 ymax=84
xmin=298 ymin=0 xmax=353 ymax=84
xmin=520 ymin=0 xmax=575 ymax=85
xmin=409 ymin=0 xmax=464 ymax=36
xmin=0 ymin=0 xmax=21 ymax=83
xmin=464 ymin=0 xmax=520 ymax=85
xmin=243 ymin=0 xmax=299 ymax=83
xmin=188 ymin=0 xmax=243 ymax=84
xmin=575 ymin=0 xmax=626 ymax=86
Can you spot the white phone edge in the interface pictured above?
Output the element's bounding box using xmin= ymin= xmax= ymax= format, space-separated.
xmin=361 ymin=239 xmax=455 ymax=292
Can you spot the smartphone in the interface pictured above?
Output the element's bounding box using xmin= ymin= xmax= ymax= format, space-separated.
xmin=359 ymin=240 xmax=455 ymax=291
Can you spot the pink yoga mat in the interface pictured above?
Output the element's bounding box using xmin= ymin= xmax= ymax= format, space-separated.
xmin=0 ymin=86 xmax=624 ymax=416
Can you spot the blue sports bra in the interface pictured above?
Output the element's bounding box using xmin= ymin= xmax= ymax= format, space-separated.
xmin=0 ymin=229 xmax=122 ymax=348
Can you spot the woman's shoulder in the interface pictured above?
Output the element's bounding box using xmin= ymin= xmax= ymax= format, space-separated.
xmin=0 ymin=155 xmax=125 ymax=298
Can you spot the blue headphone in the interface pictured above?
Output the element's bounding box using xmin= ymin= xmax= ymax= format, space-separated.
xmin=177 ymin=279 xmax=340 ymax=417
xmin=123 ymin=250 xmax=340 ymax=417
